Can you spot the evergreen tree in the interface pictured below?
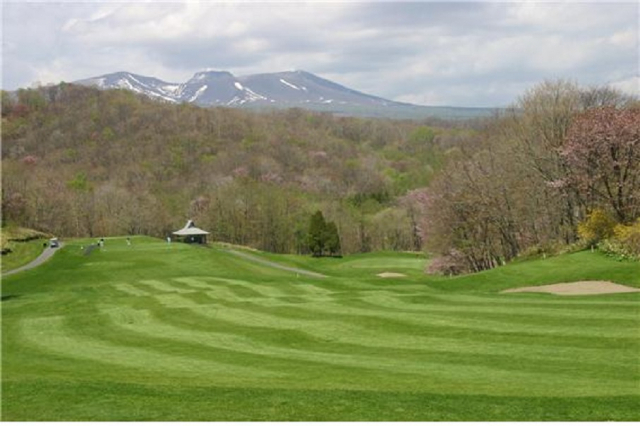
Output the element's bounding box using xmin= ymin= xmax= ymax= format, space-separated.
xmin=307 ymin=210 xmax=326 ymax=257
xmin=325 ymin=221 xmax=341 ymax=256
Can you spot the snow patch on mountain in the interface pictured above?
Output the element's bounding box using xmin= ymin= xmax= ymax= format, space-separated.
xmin=159 ymin=84 xmax=180 ymax=96
xmin=279 ymin=79 xmax=300 ymax=90
xmin=189 ymin=85 xmax=208 ymax=102
xmin=244 ymin=87 xmax=267 ymax=101
xmin=116 ymin=78 xmax=136 ymax=91
xmin=91 ymin=77 xmax=107 ymax=88
xmin=227 ymin=96 xmax=243 ymax=106
xmin=127 ymin=74 xmax=149 ymax=89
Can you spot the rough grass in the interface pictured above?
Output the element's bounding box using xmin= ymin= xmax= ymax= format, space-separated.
xmin=2 ymin=237 xmax=639 ymax=421
xmin=0 ymin=238 xmax=47 ymax=273
xmin=1 ymin=226 xmax=51 ymax=272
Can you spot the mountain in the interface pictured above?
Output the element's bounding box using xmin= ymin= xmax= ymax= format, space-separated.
xmin=75 ymin=69 xmax=404 ymax=108
xmin=75 ymin=71 xmax=181 ymax=103
xmin=75 ymin=70 xmax=495 ymax=120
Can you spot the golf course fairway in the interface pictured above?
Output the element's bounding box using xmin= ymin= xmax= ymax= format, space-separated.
xmin=2 ymin=237 xmax=639 ymax=420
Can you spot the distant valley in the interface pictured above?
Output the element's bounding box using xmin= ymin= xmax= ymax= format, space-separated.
xmin=75 ymin=70 xmax=496 ymax=120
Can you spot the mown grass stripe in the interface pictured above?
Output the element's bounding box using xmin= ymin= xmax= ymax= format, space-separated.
xmin=155 ymin=293 xmax=222 ymax=307
xmin=175 ymin=276 xmax=320 ymax=299
xmin=360 ymin=292 xmax=640 ymax=321
xmin=289 ymin=299 xmax=639 ymax=339
xmin=173 ymin=277 xmax=263 ymax=301
xmin=138 ymin=290 xmax=638 ymax=353
xmin=96 ymin=305 xmax=637 ymax=397
xmin=173 ymin=277 xmax=341 ymax=304
xmin=432 ymin=292 xmax=640 ymax=306
xmin=133 ymin=296 xmax=637 ymax=372
xmin=251 ymin=294 xmax=639 ymax=340
xmin=20 ymin=316 xmax=282 ymax=380
xmin=138 ymin=279 xmax=194 ymax=294
xmin=357 ymin=296 xmax=639 ymax=332
xmin=113 ymin=283 xmax=152 ymax=297
xmin=213 ymin=306 xmax=637 ymax=368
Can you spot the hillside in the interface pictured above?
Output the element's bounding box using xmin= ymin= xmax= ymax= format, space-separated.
xmin=0 ymin=226 xmax=50 ymax=272
xmin=3 ymin=80 xmax=637 ymax=269
xmin=1 ymin=83 xmax=478 ymax=253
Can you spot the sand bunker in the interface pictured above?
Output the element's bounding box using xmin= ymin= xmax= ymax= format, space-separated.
xmin=503 ymin=281 xmax=640 ymax=296
xmin=377 ymin=272 xmax=407 ymax=278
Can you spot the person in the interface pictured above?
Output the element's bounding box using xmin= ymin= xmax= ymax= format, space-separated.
xmin=167 ymin=236 xmax=171 ymax=244
xmin=99 ymin=238 xmax=105 ymax=249
xmin=126 ymin=237 xmax=131 ymax=246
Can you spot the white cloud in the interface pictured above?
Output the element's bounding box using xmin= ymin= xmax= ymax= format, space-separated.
xmin=2 ymin=1 xmax=638 ymax=107
xmin=608 ymin=29 xmax=637 ymax=48
xmin=610 ymin=76 xmax=640 ymax=97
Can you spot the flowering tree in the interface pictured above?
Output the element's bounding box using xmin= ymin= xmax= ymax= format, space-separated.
xmin=398 ymin=188 xmax=431 ymax=251
xmin=562 ymin=107 xmax=640 ymax=224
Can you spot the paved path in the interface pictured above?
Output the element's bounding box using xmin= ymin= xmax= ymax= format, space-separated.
xmin=225 ymin=249 xmax=327 ymax=278
xmin=2 ymin=243 xmax=65 ymax=277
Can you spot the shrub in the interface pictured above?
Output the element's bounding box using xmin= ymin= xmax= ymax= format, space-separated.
xmin=427 ymin=249 xmax=468 ymax=275
xmin=577 ymin=209 xmax=616 ymax=245
xmin=517 ymin=240 xmax=585 ymax=260
xmin=600 ymin=219 xmax=640 ymax=260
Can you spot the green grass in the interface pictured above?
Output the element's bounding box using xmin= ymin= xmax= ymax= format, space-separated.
xmin=0 ymin=239 xmax=46 ymax=273
xmin=2 ymin=236 xmax=639 ymax=421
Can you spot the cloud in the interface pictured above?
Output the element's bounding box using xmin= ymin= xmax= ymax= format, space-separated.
xmin=2 ymin=1 xmax=638 ymax=107
xmin=610 ymin=76 xmax=640 ymax=97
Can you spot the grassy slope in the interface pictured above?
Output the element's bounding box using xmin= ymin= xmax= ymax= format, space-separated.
xmin=1 ymin=226 xmax=51 ymax=273
xmin=2 ymin=237 xmax=639 ymax=421
xmin=0 ymin=239 xmax=46 ymax=273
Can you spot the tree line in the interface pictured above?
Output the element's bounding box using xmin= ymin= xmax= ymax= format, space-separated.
xmin=418 ymin=81 xmax=640 ymax=273
xmin=1 ymin=83 xmax=468 ymax=254
xmin=3 ymin=80 xmax=637 ymax=270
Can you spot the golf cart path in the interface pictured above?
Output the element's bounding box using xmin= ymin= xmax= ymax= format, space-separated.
xmin=225 ymin=249 xmax=327 ymax=278
xmin=2 ymin=243 xmax=65 ymax=277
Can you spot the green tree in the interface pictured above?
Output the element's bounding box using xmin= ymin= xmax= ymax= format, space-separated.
xmin=308 ymin=210 xmax=327 ymax=257
xmin=325 ymin=221 xmax=341 ymax=256
xmin=1 ymin=90 xmax=14 ymax=117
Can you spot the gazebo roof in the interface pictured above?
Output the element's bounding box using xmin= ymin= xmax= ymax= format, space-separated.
xmin=173 ymin=220 xmax=210 ymax=236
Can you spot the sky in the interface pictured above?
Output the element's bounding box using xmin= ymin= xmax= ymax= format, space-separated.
xmin=2 ymin=1 xmax=638 ymax=107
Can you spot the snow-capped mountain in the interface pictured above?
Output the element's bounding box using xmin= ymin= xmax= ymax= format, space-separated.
xmin=75 ymin=70 xmax=495 ymax=119
xmin=76 ymin=71 xmax=181 ymax=103
xmin=76 ymin=70 xmax=406 ymax=108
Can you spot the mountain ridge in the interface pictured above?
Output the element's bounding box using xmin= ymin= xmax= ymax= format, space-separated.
xmin=75 ymin=69 xmax=495 ymax=119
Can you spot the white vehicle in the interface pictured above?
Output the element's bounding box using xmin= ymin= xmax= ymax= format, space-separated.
xmin=49 ymin=238 xmax=60 ymax=248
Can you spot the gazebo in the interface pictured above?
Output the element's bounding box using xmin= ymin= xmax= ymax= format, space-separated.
xmin=172 ymin=220 xmax=210 ymax=244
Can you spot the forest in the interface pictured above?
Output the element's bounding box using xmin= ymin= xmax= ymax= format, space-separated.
xmin=2 ymin=80 xmax=639 ymax=273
